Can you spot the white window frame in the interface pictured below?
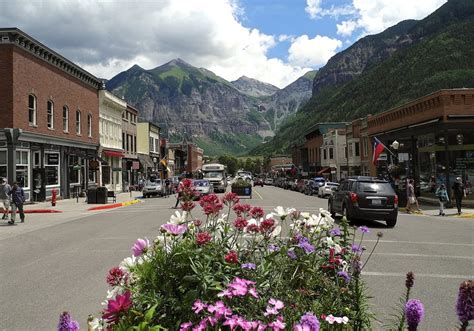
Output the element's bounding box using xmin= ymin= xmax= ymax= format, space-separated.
xmin=15 ymin=149 xmax=30 ymax=189
xmin=47 ymin=100 xmax=54 ymax=129
xmin=76 ymin=110 xmax=81 ymax=135
xmin=28 ymin=94 xmax=37 ymax=126
xmin=63 ymin=106 xmax=69 ymax=132
xmin=44 ymin=152 xmax=60 ymax=188
xmin=87 ymin=113 xmax=92 ymax=137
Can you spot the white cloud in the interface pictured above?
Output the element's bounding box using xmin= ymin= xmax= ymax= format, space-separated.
xmin=0 ymin=0 xmax=311 ymax=88
xmin=288 ymin=35 xmax=342 ymax=67
xmin=305 ymin=0 xmax=323 ymax=19
xmin=336 ymin=20 xmax=358 ymax=36
xmin=335 ymin=0 xmax=447 ymax=37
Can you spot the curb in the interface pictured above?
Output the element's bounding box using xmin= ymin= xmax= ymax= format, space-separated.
xmin=87 ymin=199 xmax=141 ymax=211
xmin=1 ymin=208 xmax=62 ymax=214
xmin=455 ymin=214 xmax=474 ymax=219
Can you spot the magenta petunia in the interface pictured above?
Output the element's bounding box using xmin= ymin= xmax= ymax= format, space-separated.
xmin=161 ymin=223 xmax=187 ymax=236
xmin=102 ymin=290 xmax=133 ymax=324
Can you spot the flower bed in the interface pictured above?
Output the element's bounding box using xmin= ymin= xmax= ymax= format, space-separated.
xmin=61 ymin=179 xmax=473 ymax=330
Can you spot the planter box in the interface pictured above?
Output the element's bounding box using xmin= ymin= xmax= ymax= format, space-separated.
xmin=231 ymin=186 xmax=252 ymax=197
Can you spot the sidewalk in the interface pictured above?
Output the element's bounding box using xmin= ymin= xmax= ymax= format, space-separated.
xmin=400 ymin=205 xmax=474 ymax=218
xmin=2 ymin=191 xmax=143 ymax=214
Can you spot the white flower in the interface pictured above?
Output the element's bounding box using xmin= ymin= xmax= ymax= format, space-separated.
xmin=334 ymin=243 xmax=342 ymax=254
xmin=300 ymin=212 xmax=310 ymax=219
xmin=119 ymin=256 xmax=137 ymax=271
xmin=170 ymin=210 xmax=187 ymax=224
xmin=324 ymin=237 xmax=335 ymax=246
xmin=342 ymin=316 xmax=349 ymax=324
xmin=273 ymin=206 xmax=286 ymax=217
xmin=270 ymin=225 xmax=282 ymax=237
xmin=88 ymin=317 xmax=103 ymax=330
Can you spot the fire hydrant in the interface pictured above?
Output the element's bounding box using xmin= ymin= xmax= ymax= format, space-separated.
xmin=51 ymin=188 xmax=57 ymax=207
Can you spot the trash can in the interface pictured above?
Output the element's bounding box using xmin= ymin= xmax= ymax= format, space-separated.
xmin=96 ymin=187 xmax=108 ymax=204
xmin=87 ymin=188 xmax=97 ymax=204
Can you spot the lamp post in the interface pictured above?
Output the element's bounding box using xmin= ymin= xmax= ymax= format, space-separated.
xmin=153 ymin=157 xmax=158 ymax=174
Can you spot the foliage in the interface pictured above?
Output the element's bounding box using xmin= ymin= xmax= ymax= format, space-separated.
xmin=89 ymin=186 xmax=383 ymax=330
xmin=231 ymin=178 xmax=252 ymax=188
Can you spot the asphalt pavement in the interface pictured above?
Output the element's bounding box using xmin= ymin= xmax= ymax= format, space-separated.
xmin=0 ymin=185 xmax=472 ymax=330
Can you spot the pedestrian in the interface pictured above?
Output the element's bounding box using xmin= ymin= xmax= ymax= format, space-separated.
xmin=8 ymin=181 xmax=25 ymax=224
xmin=173 ymin=178 xmax=183 ymax=209
xmin=435 ymin=184 xmax=449 ymax=216
xmin=165 ymin=178 xmax=170 ymax=197
xmin=0 ymin=177 xmax=12 ymax=220
xmin=406 ymin=179 xmax=417 ymax=213
xmin=452 ymin=177 xmax=466 ymax=215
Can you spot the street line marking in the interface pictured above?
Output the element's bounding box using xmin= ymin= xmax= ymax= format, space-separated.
xmin=373 ymin=253 xmax=474 ymax=260
xmin=364 ymin=240 xmax=474 ymax=247
xmin=362 ymin=271 xmax=474 ymax=280
xmin=253 ymin=190 xmax=263 ymax=200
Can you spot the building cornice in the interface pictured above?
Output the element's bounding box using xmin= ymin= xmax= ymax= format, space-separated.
xmin=19 ymin=131 xmax=99 ymax=150
xmin=0 ymin=27 xmax=102 ymax=90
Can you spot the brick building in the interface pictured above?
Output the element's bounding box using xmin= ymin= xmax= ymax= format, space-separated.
xmin=168 ymin=142 xmax=203 ymax=176
xmin=0 ymin=28 xmax=102 ymax=201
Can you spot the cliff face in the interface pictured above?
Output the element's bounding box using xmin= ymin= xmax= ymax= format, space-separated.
xmin=231 ymin=76 xmax=279 ymax=97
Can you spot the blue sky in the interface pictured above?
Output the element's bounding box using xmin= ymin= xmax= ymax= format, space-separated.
xmin=0 ymin=0 xmax=447 ymax=87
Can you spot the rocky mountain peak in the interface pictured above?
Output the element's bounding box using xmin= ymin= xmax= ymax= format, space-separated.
xmin=231 ymin=75 xmax=279 ymax=97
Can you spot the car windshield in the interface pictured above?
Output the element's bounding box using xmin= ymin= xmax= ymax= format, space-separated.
xmin=147 ymin=180 xmax=161 ymax=185
xmin=204 ymin=172 xmax=222 ymax=178
xmin=193 ymin=180 xmax=209 ymax=187
xmin=357 ymin=182 xmax=393 ymax=193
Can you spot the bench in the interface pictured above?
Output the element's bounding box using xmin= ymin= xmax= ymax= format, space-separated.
xmin=107 ymin=191 xmax=117 ymax=203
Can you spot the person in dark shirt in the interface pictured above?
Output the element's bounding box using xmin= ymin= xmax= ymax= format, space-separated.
xmin=8 ymin=181 xmax=25 ymax=224
xmin=452 ymin=177 xmax=466 ymax=215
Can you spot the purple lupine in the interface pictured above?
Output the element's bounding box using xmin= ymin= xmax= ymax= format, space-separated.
xmin=330 ymin=227 xmax=342 ymax=236
xmin=298 ymin=312 xmax=320 ymax=331
xmin=241 ymin=263 xmax=257 ymax=270
xmin=287 ymin=249 xmax=297 ymax=260
xmin=358 ymin=226 xmax=370 ymax=234
xmin=405 ymin=299 xmax=424 ymax=330
xmin=337 ymin=271 xmax=351 ymax=283
xmin=456 ymin=280 xmax=474 ymax=323
xmin=57 ymin=312 xmax=80 ymax=331
xmin=351 ymin=244 xmax=363 ymax=253
xmin=268 ymin=244 xmax=280 ymax=252
xmin=298 ymin=241 xmax=315 ymax=254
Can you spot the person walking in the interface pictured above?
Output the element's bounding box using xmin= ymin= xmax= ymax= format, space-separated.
xmin=0 ymin=178 xmax=12 ymax=220
xmin=435 ymin=184 xmax=449 ymax=216
xmin=406 ymin=179 xmax=417 ymax=213
xmin=8 ymin=181 xmax=25 ymax=224
xmin=173 ymin=178 xmax=184 ymax=209
xmin=452 ymin=177 xmax=466 ymax=215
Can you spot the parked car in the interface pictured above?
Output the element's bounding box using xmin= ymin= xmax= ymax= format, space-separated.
xmin=143 ymin=179 xmax=164 ymax=198
xmin=282 ymin=178 xmax=293 ymax=190
xmin=254 ymin=177 xmax=264 ymax=187
xmin=296 ymin=179 xmax=307 ymax=193
xmin=312 ymin=177 xmax=326 ymax=188
xmin=290 ymin=179 xmax=298 ymax=191
xmin=304 ymin=180 xmax=318 ymax=195
xmin=264 ymin=177 xmax=274 ymax=185
xmin=192 ymin=179 xmax=213 ymax=198
xmin=318 ymin=182 xmax=339 ymax=198
xmin=328 ymin=176 xmax=398 ymax=227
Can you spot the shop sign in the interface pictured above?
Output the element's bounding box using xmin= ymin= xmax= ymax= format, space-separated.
xmin=132 ymin=161 xmax=140 ymax=170
xmin=112 ymin=167 xmax=123 ymax=172
xmin=455 ymin=158 xmax=474 ymax=169
xmin=47 ymin=153 xmax=59 ymax=165
xmin=377 ymin=153 xmax=387 ymax=161
xmin=398 ymin=153 xmax=409 ymax=162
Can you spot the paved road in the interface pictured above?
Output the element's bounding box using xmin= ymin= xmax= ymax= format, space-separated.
xmin=0 ymin=186 xmax=472 ymax=330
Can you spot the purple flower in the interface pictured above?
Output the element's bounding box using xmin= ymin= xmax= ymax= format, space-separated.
xmin=330 ymin=227 xmax=342 ymax=236
xmin=358 ymin=226 xmax=370 ymax=234
xmin=132 ymin=238 xmax=150 ymax=257
xmin=57 ymin=312 xmax=79 ymax=331
xmin=405 ymin=299 xmax=424 ymax=329
xmin=297 ymin=312 xmax=320 ymax=331
xmin=179 ymin=321 xmax=193 ymax=331
xmin=268 ymin=244 xmax=280 ymax=252
xmin=337 ymin=271 xmax=351 ymax=283
xmin=161 ymin=223 xmax=187 ymax=236
xmin=456 ymin=280 xmax=474 ymax=323
xmin=298 ymin=241 xmax=315 ymax=254
xmin=351 ymin=244 xmax=363 ymax=253
xmin=287 ymin=249 xmax=297 ymax=260
xmin=241 ymin=263 xmax=256 ymax=270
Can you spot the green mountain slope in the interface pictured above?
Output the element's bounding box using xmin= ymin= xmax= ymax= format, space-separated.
xmin=252 ymin=0 xmax=474 ymax=155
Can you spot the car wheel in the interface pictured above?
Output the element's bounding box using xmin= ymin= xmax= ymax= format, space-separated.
xmin=342 ymin=205 xmax=351 ymax=221
xmin=386 ymin=218 xmax=397 ymax=228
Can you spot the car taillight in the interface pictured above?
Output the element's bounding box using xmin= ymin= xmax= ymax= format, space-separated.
xmin=350 ymin=192 xmax=358 ymax=203
xmin=394 ymin=194 xmax=398 ymax=207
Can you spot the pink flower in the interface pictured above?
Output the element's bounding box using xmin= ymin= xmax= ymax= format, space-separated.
xmin=223 ymin=315 xmax=239 ymax=330
xmin=268 ymin=316 xmax=286 ymax=330
xmin=106 ymin=266 xmax=128 ymax=287
xmin=196 ymin=232 xmax=212 ymax=246
xmin=192 ymin=299 xmax=207 ymax=314
xmin=223 ymin=192 xmax=240 ymax=206
xmin=207 ymin=301 xmax=232 ymax=319
xmin=179 ymin=322 xmax=193 ymax=331
xmin=225 ymin=250 xmax=239 ymax=264
xmin=249 ymin=287 xmax=259 ymax=298
xmin=180 ymin=201 xmax=196 ymax=212
xmin=102 ymin=290 xmax=132 ymax=324
xmin=161 ymin=223 xmax=187 ymax=236
xmin=132 ymin=238 xmax=150 ymax=257
xmin=232 ymin=203 xmax=252 ymax=216
xmin=250 ymin=206 xmax=264 ymax=218
xmin=265 ymin=298 xmax=285 ymax=316
xmin=233 ymin=217 xmax=248 ymax=230
xmin=199 ymin=194 xmax=223 ymax=215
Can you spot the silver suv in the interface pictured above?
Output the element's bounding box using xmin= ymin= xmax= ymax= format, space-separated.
xmin=143 ymin=179 xmax=163 ymax=198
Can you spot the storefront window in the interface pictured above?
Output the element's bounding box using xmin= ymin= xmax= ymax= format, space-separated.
xmin=69 ymin=155 xmax=81 ymax=184
xmin=16 ymin=150 xmax=29 ymax=188
xmin=0 ymin=150 xmax=7 ymax=179
xmin=45 ymin=152 xmax=60 ymax=186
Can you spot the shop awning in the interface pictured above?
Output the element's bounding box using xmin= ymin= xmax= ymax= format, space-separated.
xmin=138 ymin=154 xmax=154 ymax=168
xmin=317 ymin=167 xmax=331 ymax=175
xmin=103 ymin=150 xmax=124 ymax=158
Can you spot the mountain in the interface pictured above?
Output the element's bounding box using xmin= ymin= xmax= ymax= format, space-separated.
xmin=106 ymin=58 xmax=314 ymax=156
xmin=259 ymin=70 xmax=317 ymax=130
xmin=252 ymin=0 xmax=474 ymax=155
xmin=231 ymin=76 xmax=279 ymax=97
